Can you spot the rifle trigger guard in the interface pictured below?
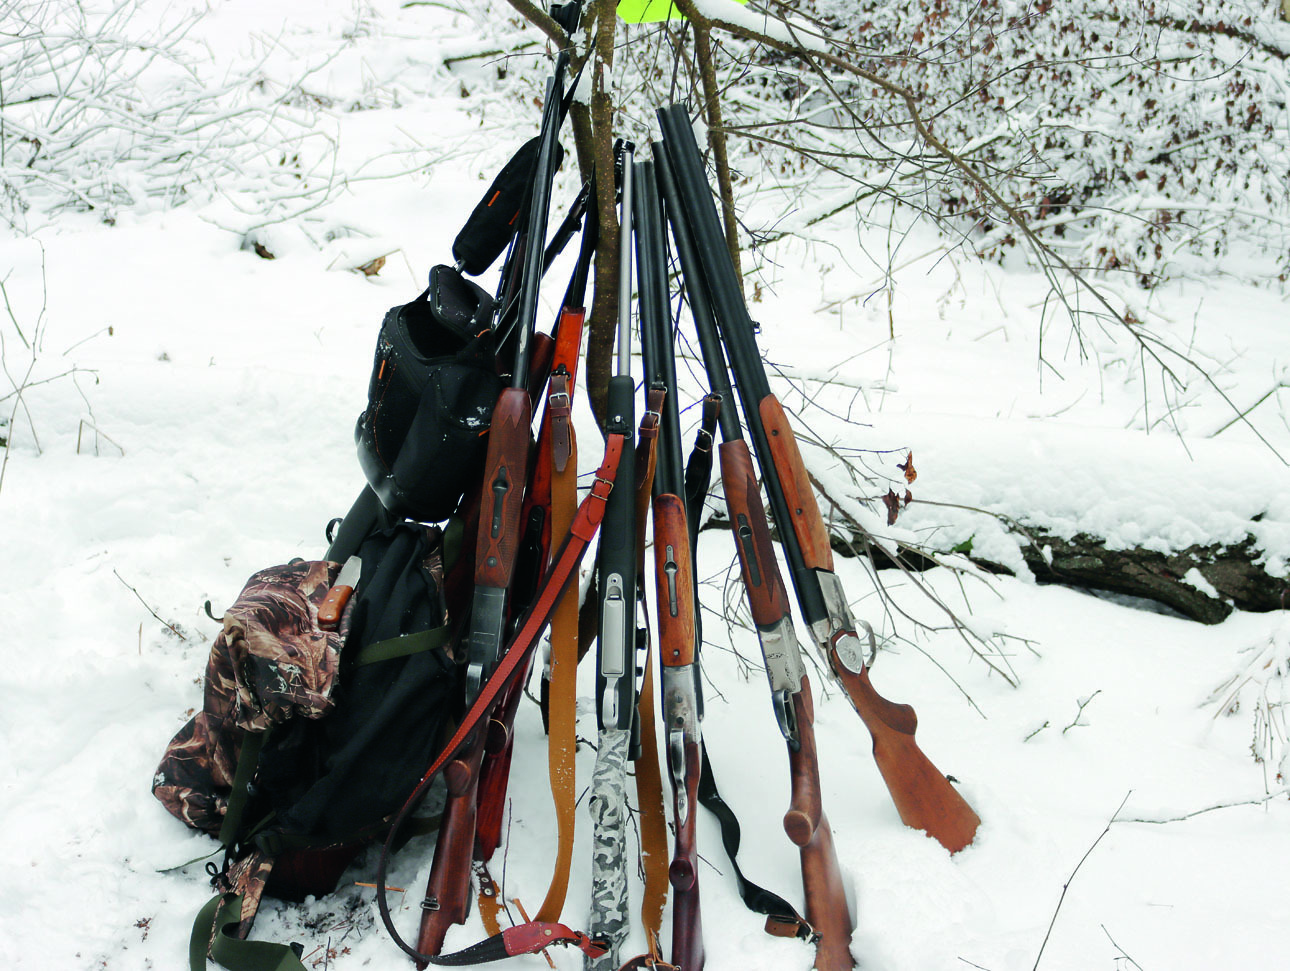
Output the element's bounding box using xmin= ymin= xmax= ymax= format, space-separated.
xmin=772 ymin=689 xmax=799 ymax=749
xmin=858 ymin=619 xmax=878 ymax=668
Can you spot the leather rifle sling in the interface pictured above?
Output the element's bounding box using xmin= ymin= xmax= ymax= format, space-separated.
xmin=629 ymin=388 xmax=670 ymax=964
xmin=473 ymin=311 xmax=585 ymax=937
xmin=376 ymin=431 xmax=626 ymax=967
xmin=534 ymin=307 xmax=586 ymax=923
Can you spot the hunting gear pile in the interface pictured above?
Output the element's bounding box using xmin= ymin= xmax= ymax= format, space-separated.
xmin=153 ymin=9 xmax=981 ymax=968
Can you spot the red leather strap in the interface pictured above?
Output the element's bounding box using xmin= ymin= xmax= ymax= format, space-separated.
xmin=376 ymin=432 xmax=627 ymax=965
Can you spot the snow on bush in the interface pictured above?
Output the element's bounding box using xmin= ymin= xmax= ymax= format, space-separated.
xmin=0 ymin=0 xmax=346 ymax=231
xmin=784 ymin=0 xmax=1290 ymax=288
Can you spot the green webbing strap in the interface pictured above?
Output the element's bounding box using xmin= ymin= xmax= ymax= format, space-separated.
xmin=353 ymin=625 xmax=451 ymax=667
xmin=191 ymin=893 xmax=307 ymax=971
xmin=218 ymin=730 xmax=269 ymax=848
xmin=442 ymin=515 xmax=465 ymax=573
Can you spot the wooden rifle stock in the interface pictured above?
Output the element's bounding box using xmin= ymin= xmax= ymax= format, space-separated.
xmin=720 ymin=443 xmax=854 ymax=970
xmin=719 ymin=440 xmax=793 ymax=629
xmin=757 ymin=396 xmax=833 ymax=572
xmin=757 ymin=396 xmax=982 ymax=854
xmin=415 ymin=734 xmax=486 ymax=962
xmin=668 ymin=729 xmax=703 ymax=970
xmin=828 ymin=653 xmax=979 ymax=853
xmin=652 ymin=495 xmax=703 ymax=971
xmin=787 ymin=680 xmax=855 ymax=971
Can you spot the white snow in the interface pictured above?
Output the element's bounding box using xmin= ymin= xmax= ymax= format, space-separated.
xmin=1 ymin=3 xmax=1288 ymax=971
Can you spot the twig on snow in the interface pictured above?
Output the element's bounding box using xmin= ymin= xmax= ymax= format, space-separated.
xmin=113 ymin=569 xmax=189 ymax=641
xmin=1118 ymin=788 xmax=1288 ymax=825
xmin=1101 ymin=924 xmax=1146 ymax=970
xmin=1032 ymin=791 xmax=1132 ymax=971
xmin=1062 ymin=689 xmax=1102 ymax=734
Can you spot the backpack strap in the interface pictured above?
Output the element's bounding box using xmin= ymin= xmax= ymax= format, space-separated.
xmin=192 ymin=893 xmax=307 ymax=971
xmin=351 ymin=625 xmax=451 ymax=667
xmin=216 ymin=729 xmax=270 ymax=849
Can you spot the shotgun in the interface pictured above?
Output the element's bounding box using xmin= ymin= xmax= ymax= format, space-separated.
xmin=471 ymin=200 xmax=597 ymax=940
xmin=586 ymin=140 xmax=640 ymax=971
xmin=375 ymin=420 xmax=630 ymax=968
xmin=654 ymin=144 xmax=854 ymax=971
xmin=634 ymin=157 xmax=705 ymax=971
xmin=415 ymin=55 xmax=568 ymax=961
xmin=475 ymin=187 xmax=596 ymax=866
xmin=657 ymin=103 xmax=981 ymax=855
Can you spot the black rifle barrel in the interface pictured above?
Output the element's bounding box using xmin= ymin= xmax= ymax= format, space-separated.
xmin=657 ymin=104 xmax=828 ymax=628
xmin=633 ymin=158 xmax=685 ymax=499
xmin=510 ymin=54 xmax=569 ymax=387
xmin=651 ymin=144 xmax=741 ymax=447
xmin=596 ymin=143 xmax=639 ymax=734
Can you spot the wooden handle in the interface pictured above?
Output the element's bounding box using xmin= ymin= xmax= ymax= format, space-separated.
xmin=316 ymin=584 xmax=353 ymax=629
xmin=475 ymin=673 xmax=528 ymax=861
xmin=719 ymin=440 xmax=793 ymax=628
xmin=759 ymin=395 xmax=834 ymax=572
xmin=830 ymin=651 xmax=980 ymax=853
xmin=474 ymin=388 xmax=533 ymax=589
xmin=652 ymin=495 xmax=697 ymax=667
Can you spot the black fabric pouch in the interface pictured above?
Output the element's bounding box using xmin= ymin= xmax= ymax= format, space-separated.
xmin=355 ymin=270 xmax=501 ymax=522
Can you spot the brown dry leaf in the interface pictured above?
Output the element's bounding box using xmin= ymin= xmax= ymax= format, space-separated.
xmin=358 ymin=255 xmax=386 ymax=277
xmin=897 ymin=450 xmax=917 ymax=484
xmin=883 ymin=489 xmax=901 ymax=526
xmin=904 ymin=489 xmax=914 ymax=507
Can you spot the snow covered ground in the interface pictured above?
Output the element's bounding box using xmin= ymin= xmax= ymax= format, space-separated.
xmin=1 ymin=2 xmax=1288 ymax=969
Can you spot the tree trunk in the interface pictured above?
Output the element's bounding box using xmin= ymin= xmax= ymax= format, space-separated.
xmin=583 ymin=0 xmax=620 ymax=430
xmin=703 ymin=514 xmax=1288 ymax=624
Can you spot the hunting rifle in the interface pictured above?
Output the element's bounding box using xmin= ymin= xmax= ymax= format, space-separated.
xmin=635 ymin=156 xmax=704 ymax=971
xmin=415 ymin=54 xmax=568 ymax=961
xmin=586 ymin=140 xmax=642 ymax=971
xmin=473 ymin=184 xmax=597 ymax=919
xmin=653 ymin=144 xmax=853 ymax=971
xmin=656 ymin=103 xmax=981 ymax=855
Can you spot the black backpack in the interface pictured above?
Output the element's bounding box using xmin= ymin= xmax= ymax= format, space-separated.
xmin=154 ymin=523 xmax=464 ymax=970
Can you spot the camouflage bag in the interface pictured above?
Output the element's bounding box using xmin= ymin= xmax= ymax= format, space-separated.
xmin=154 ymin=523 xmax=462 ymax=971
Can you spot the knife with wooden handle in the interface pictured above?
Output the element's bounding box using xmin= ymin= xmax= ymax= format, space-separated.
xmin=319 ymin=555 xmax=362 ymax=629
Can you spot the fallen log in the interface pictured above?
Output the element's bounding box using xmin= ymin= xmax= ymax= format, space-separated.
xmin=703 ymin=513 xmax=1288 ymax=625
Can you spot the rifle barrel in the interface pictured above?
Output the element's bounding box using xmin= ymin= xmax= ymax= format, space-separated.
xmin=510 ymin=58 xmax=569 ymax=386
xmin=657 ymin=101 xmax=981 ymax=855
